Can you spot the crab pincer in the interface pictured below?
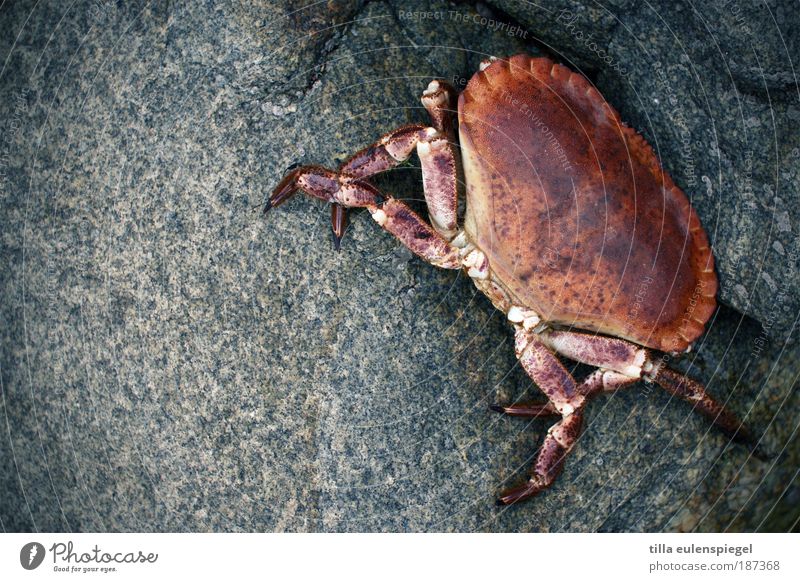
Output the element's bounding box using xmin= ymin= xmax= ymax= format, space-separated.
xmin=265 ymin=166 xmax=366 ymax=250
xmin=265 ymin=165 xmax=341 ymax=211
xmin=331 ymin=204 xmax=347 ymax=251
xmin=264 ymin=167 xmax=302 ymax=213
xmin=266 ymin=163 xmax=460 ymax=267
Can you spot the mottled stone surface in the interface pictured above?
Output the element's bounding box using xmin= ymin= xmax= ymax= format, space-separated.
xmin=1 ymin=0 xmax=797 ymax=532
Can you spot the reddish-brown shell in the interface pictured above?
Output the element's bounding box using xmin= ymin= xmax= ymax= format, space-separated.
xmin=458 ymin=55 xmax=717 ymax=353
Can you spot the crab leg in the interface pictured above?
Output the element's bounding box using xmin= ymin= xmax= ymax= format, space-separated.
xmin=578 ymin=368 xmax=639 ymax=396
xmin=339 ymin=124 xmax=429 ymax=178
xmin=498 ymin=410 xmax=584 ymax=505
xmin=493 ymin=364 xmax=646 ymax=505
xmin=330 ymin=81 xmax=460 ymax=243
xmin=651 ymin=367 xmax=755 ymax=445
xmin=330 ymin=203 xmax=347 ymax=251
xmin=493 ymin=368 xmax=636 ymax=419
xmin=330 ymin=124 xmax=427 ymax=250
xmin=490 ymin=401 xmax=560 ymax=418
xmin=420 ymin=79 xmax=458 ymax=138
xmin=495 ymin=327 xmax=588 ymax=504
xmin=514 ymin=327 xmax=583 ymax=414
xmin=285 ymin=81 xmax=459 ymax=247
xmin=497 ymin=329 xmax=762 ymax=504
xmin=539 ymin=330 xmax=755 ymax=446
xmin=339 ymin=81 xmax=458 ymax=180
xmin=266 ymin=166 xmax=461 ymax=269
xmin=337 ymin=131 xmax=460 ymax=241
xmin=540 ymin=331 xmax=647 ymax=378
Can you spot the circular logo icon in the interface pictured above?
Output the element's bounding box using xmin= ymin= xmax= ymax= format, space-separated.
xmin=20 ymin=542 xmax=45 ymax=570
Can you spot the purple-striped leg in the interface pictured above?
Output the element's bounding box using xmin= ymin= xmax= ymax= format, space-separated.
xmin=514 ymin=328 xmax=584 ymax=414
xmin=540 ymin=330 xmax=648 ymax=378
xmin=343 ymin=127 xmax=459 ymax=239
xmin=338 ymin=129 xmax=460 ymax=240
xmin=338 ymin=82 xmax=457 ymax=180
xmin=339 ymin=124 xmax=429 ymax=178
xmin=578 ymin=368 xmax=639 ymax=397
xmin=331 ymin=204 xmax=347 ymax=251
xmin=653 ymin=367 xmax=756 ymax=447
xmin=329 ymin=124 xmax=428 ymax=249
xmin=421 ymin=79 xmax=457 ymax=137
xmin=495 ymin=329 xmax=654 ymax=504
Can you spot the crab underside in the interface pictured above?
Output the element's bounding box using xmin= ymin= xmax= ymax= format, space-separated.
xmin=266 ymin=55 xmax=758 ymax=504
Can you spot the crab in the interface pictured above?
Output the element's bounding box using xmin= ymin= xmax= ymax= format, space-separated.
xmin=265 ymin=54 xmax=756 ymax=504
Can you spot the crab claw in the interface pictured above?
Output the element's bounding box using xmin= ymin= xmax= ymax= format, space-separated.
xmin=331 ymin=204 xmax=347 ymax=251
xmin=490 ymin=402 xmax=560 ymax=418
xmin=265 ymin=168 xmax=303 ymax=214
xmin=497 ymin=480 xmax=542 ymax=506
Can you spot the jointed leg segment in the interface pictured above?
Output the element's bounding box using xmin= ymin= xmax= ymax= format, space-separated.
xmin=267 ymin=81 xmax=461 ymax=257
xmin=539 ymin=330 xmax=753 ymax=442
xmin=652 ymin=366 xmax=754 ymax=444
xmin=498 ymin=411 xmax=583 ymax=505
xmin=514 ymin=327 xmax=582 ymax=414
xmin=267 ymin=166 xmax=461 ymax=269
xmin=495 ymin=327 xmax=756 ymax=504
xmin=494 ymin=326 xmax=588 ymax=505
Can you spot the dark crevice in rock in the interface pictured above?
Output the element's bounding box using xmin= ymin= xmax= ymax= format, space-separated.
xmin=474 ymin=0 xmax=576 ymax=71
xmin=385 ymin=0 xmax=458 ymax=79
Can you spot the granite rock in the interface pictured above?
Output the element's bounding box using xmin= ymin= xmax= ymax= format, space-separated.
xmin=0 ymin=0 xmax=797 ymax=532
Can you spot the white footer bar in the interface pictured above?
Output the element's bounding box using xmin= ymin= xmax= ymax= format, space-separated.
xmin=2 ymin=533 xmax=797 ymax=581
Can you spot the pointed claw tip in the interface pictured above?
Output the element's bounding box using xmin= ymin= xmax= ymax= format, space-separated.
xmin=497 ymin=481 xmax=540 ymax=505
xmin=497 ymin=492 xmax=523 ymax=506
xmin=489 ymin=404 xmax=506 ymax=414
xmin=331 ymin=204 xmax=347 ymax=252
xmin=263 ymin=200 xmax=273 ymax=215
xmin=269 ymin=168 xmax=303 ymax=210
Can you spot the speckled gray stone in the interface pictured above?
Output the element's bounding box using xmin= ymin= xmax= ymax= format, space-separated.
xmin=1 ymin=0 xmax=798 ymax=532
